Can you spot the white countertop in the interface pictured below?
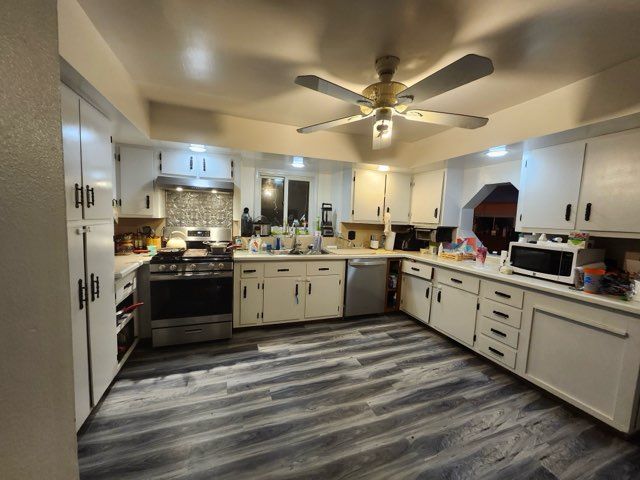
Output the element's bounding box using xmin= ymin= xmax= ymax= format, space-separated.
xmin=114 ymin=254 xmax=153 ymax=279
xmin=234 ymin=249 xmax=640 ymax=316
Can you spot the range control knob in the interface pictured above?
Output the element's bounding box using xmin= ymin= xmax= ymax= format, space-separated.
xmin=189 ymin=263 xmax=197 ymax=271
xmin=217 ymin=262 xmax=225 ymax=270
xmin=158 ymin=264 xmax=167 ymax=271
xmin=169 ymin=264 xmax=178 ymax=271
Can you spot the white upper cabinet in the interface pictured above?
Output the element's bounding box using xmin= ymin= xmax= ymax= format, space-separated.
xmin=352 ymin=169 xmax=386 ymax=222
xmin=120 ymin=146 xmax=164 ymax=218
xmin=410 ymin=169 xmax=444 ymax=225
xmin=576 ymin=129 xmax=640 ymax=233
xmin=384 ymin=172 xmax=412 ymax=223
xmin=517 ymin=142 xmax=585 ymax=231
xmin=199 ymin=153 xmax=233 ymax=179
xmin=61 ymin=85 xmax=83 ymax=222
xmin=159 ymin=150 xmax=195 ymax=177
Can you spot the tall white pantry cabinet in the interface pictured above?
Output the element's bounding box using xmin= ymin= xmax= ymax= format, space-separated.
xmin=61 ymin=84 xmax=117 ymax=430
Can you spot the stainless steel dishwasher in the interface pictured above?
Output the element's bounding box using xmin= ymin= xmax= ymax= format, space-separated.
xmin=345 ymin=258 xmax=387 ymax=317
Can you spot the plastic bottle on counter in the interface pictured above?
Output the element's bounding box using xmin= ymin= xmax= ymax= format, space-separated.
xmin=249 ymin=234 xmax=261 ymax=253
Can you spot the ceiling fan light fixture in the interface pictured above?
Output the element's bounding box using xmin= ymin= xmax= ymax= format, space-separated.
xmin=486 ymin=145 xmax=508 ymax=158
xmin=189 ymin=144 xmax=206 ymax=153
xmin=291 ymin=156 xmax=305 ymax=168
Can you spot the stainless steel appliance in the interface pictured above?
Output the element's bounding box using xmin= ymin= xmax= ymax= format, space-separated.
xmin=150 ymin=227 xmax=233 ymax=347
xmin=508 ymin=242 xmax=605 ymax=284
xmin=345 ymin=258 xmax=387 ymax=316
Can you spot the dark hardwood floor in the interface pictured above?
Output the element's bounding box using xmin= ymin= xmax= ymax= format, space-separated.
xmin=78 ymin=314 xmax=640 ymax=479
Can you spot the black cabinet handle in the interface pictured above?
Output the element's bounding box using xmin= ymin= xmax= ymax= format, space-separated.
xmin=123 ymin=282 xmax=133 ymax=289
xmin=437 ymin=290 xmax=442 ymax=303
xmin=189 ymin=156 xmax=193 ymax=170
xmin=277 ymin=268 xmax=290 ymax=272
xmin=202 ymin=158 xmax=206 ymax=172
xmin=488 ymin=347 xmax=504 ymax=357
xmin=74 ymin=183 xmax=83 ymax=208
xmin=490 ymin=328 xmax=507 ymax=337
xmin=411 ymin=267 xmax=420 ymax=272
xmin=243 ymin=269 xmax=256 ymax=274
xmin=493 ymin=310 xmax=509 ymax=319
xmin=318 ymin=267 xmax=330 ymax=271
xmin=243 ymin=286 xmax=247 ymax=298
xmin=584 ymin=202 xmax=592 ymax=221
xmin=295 ymin=284 xmax=299 ymax=296
xmin=377 ymin=206 xmax=381 ymax=216
xmin=450 ymin=278 xmax=462 ymax=284
xmin=90 ymin=273 xmax=96 ymax=302
xmin=184 ymin=328 xmax=203 ymax=334
xmin=434 ymin=207 xmax=438 ymax=219
xmin=494 ymin=291 xmax=511 ymax=299
xmin=308 ymin=283 xmax=312 ymax=295
xmin=95 ymin=275 xmax=100 ymax=299
xmin=85 ymin=185 xmax=94 ymax=207
xmin=386 ymin=207 xmax=390 ymax=213
xmin=565 ymin=203 xmax=572 ymax=221
xmin=146 ymin=195 xmax=150 ymax=209
xmin=425 ymin=287 xmax=430 ymax=299
xmin=78 ymin=279 xmax=87 ymax=310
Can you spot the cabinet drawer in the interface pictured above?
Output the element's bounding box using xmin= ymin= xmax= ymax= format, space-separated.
xmin=306 ymin=261 xmax=344 ymax=276
xmin=481 ymin=280 xmax=524 ymax=308
xmin=115 ymin=272 xmax=136 ymax=305
xmin=480 ymin=299 xmax=522 ymax=329
xmin=402 ymin=260 xmax=433 ymax=280
xmin=264 ymin=262 xmax=305 ymax=277
xmin=240 ymin=264 xmax=264 ymax=278
xmin=478 ymin=316 xmax=519 ymax=349
xmin=152 ymin=322 xmax=232 ymax=347
xmin=477 ymin=334 xmax=517 ymax=369
xmin=437 ymin=269 xmax=480 ymax=294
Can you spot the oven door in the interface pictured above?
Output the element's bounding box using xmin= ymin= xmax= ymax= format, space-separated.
xmin=150 ymin=271 xmax=233 ymax=327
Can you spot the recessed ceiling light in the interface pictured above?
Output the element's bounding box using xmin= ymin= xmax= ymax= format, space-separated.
xmin=176 ymin=187 xmax=183 ymax=191
xmin=211 ymin=189 xmax=218 ymax=193
xmin=378 ymin=165 xmax=390 ymax=172
xmin=189 ymin=144 xmax=206 ymax=153
xmin=291 ymin=156 xmax=305 ymax=168
xmin=486 ymin=146 xmax=508 ymax=157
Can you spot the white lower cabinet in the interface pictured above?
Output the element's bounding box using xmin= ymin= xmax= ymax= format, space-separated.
xmin=262 ymin=277 xmax=305 ymax=323
xmin=305 ymin=275 xmax=342 ymax=319
xmin=400 ymin=274 xmax=432 ymax=324
xmin=239 ymin=278 xmax=263 ymax=326
xmin=429 ymin=284 xmax=477 ymax=347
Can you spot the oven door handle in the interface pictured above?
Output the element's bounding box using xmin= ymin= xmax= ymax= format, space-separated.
xmin=150 ymin=271 xmax=233 ymax=281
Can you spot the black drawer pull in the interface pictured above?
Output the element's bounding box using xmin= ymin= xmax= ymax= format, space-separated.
xmin=437 ymin=290 xmax=442 ymax=303
xmin=494 ymin=291 xmax=511 ymax=299
xmin=243 ymin=269 xmax=256 ymax=273
xmin=318 ymin=267 xmax=330 ymax=271
xmin=123 ymin=282 xmax=133 ymax=290
xmin=488 ymin=346 xmax=504 ymax=357
xmin=277 ymin=268 xmax=290 ymax=272
xmin=425 ymin=287 xmax=430 ymax=299
xmin=493 ymin=310 xmax=509 ymax=319
xmin=411 ymin=267 xmax=420 ymax=272
xmin=184 ymin=328 xmax=203 ymax=334
xmin=450 ymin=278 xmax=463 ymax=284
xmin=243 ymin=286 xmax=247 ymax=298
xmin=490 ymin=328 xmax=507 ymax=337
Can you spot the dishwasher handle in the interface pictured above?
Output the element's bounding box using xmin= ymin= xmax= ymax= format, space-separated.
xmin=348 ymin=259 xmax=387 ymax=267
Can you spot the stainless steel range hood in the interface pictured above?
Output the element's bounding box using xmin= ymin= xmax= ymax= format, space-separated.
xmin=155 ymin=175 xmax=234 ymax=192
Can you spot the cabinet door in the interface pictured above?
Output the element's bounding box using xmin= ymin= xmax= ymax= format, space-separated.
xmin=67 ymin=224 xmax=91 ymax=430
xmin=61 ymin=85 xmax=83 ymax=221
xmin=85 ymin=223 xmax=117 ymax=404
xmin=430 ymin=284 xmax=477 ymax=347
xmin=262 ymin=277 xmax=304 ymax=323
xmin=120 ymin=146 xmax=156 ymax=217
xmin=518 ymin=142 xmax=585 ymax=230
xmin=240 ymin=278 xmax=263 ymax=326
xmin=305 ymin=275 xmax=342 ymax=319
xmin=352 ymin=169 xmax=386 ymax=222
xmin=385 ymin=173 xmax=412 ymax=223
xmin=410 ymin=169 xmax=444 ymax=224
xmin=199 ymin=153 xmax=233 ymax=179
xmin=159 ymin=150 xmax=195 ymax=176
xmin=80 ymin=99 xmax=113 ymax=220
xmin=400 ymin=275 xmax=431 ymax=324
xmin=576 ymin=129 xmax=640 ymax=233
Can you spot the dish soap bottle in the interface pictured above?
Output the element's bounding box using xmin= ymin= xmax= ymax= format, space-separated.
xmin=249 ymin=234 xmax=261 ymax=253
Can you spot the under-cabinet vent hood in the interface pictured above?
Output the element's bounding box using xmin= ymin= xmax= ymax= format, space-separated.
xmin=155 ymin=175 xmax=234 ymax=193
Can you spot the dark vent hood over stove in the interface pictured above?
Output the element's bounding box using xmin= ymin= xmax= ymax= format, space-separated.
xmin=155 ymin=175 xmax=234 ymax=192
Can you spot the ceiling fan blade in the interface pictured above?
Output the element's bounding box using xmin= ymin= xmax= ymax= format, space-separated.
xmin=295 ymin=75 xmax=373 ymax=108
xmin=397 ymin=54 xmax=494 ymax=105
xmin=297 ymin=113 xmax=371 ymax=134
xmin=400 ymin=109 xmax=488 ymax=129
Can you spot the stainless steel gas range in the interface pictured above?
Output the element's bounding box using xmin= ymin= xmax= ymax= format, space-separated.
xmin=149 ymin=227 xmax=233 ymax=347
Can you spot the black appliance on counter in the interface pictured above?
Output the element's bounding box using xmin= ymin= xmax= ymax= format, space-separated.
xmin=394 ymin=226 xmax=431 ymax=251
xmin=150 ymin=227 xmax=233 ymax=347
xmin=321 ymin=203 xmax=334 ymax=237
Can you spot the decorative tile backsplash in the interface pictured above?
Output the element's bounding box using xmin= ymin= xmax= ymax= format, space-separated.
xmin=165 ymin=191 xmax=233 ymax=228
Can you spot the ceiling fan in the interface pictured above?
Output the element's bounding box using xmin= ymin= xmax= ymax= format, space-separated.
xmin=294 ymin=54 xmax=494 ymax=149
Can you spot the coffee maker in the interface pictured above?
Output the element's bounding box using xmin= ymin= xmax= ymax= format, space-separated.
xmin=320 ymin=203 xmax=334 ymax=237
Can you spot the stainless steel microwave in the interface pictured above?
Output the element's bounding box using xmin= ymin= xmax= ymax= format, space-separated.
xmin=508 ymin=242 xmax=605 ymax=284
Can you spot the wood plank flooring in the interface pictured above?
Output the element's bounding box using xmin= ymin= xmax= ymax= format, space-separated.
xmin=78 ymin=314 xmax=640 ymax=479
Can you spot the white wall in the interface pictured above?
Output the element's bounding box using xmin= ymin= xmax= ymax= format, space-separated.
xmin=1 ymin=0 xmax=79 ymax=478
